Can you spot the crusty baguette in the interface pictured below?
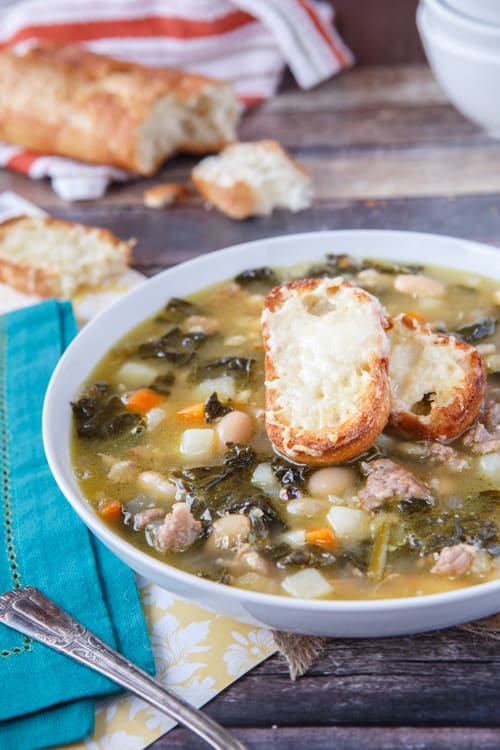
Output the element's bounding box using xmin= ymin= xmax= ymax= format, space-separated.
xmin=192 ymin=140 xmax=313 ymax=219
xmin=0 ymin=215 xmax=133 ymax=298
xmin=261 ymin=278 xmax=391 ymax=465
xmin=387 ymin=313 xmax=486 ymax=441
xmin=0 ymin=42 xmax=239 ymax=175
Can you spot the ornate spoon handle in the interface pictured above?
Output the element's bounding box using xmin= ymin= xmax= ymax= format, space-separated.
xmin=0 ymin=586 xmax=247 ymax=750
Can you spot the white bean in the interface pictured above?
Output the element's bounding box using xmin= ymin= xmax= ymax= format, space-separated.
xmin=211 ymin=514 xmax=251 ymax=549
xmin=216 ymin=410 xmax=253 ymax=447
xmin=394 ymin=274 xmax=446 ymax=298
xmin=137 ymin=471 xmax=176 ymax=501
xmin=107 ymin=460 xmax=136 ymax=482
xmin=307 ymin=467 xmax=356 ymax=498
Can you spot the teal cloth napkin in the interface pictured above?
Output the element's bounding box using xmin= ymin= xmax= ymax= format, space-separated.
xmin=0 ymin=300 xmax=155 ymax=750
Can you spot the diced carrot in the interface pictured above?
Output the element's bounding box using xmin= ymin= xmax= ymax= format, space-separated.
xmin=98 ymin=499 xmax=123 ymax=523
xmin=306 ymin=527 xmax=337 ymax=550
xmin=405 ymin=311 xmax=426 ymax=324
xmin=125 ymin=388 xmax=164 ymax=414
xmin=176 ymin=402 xmax=205 ymax=422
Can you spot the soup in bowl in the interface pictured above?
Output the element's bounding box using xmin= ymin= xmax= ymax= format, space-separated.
xmin=43 ymin=230 xmax=500 ymax=637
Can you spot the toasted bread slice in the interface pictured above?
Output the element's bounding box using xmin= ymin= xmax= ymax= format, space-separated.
xmin=261 ymin=278 xmax=391 ymax=465
xmin=387 ymin=313 xmax=486 ymax=441
xmin=0 ymin=215 xmax=133 ymax=298
xmin=192 ymin=140 xmax=313 ymax=220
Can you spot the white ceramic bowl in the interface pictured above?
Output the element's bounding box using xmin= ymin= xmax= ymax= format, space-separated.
xmin=444 ymin=0 xmax=500 ymax=26
xmin=43 ymin=230 xmax=500 ymax=638
xmin=417 ymin=1 xmax=500 ymax=138
xmin=422 ymin=0 xmax=500 ymax=51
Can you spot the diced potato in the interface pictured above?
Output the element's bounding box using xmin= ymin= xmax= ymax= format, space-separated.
xmin=180 ymin=428 xmax=215 ymax=459
xmin=115 ymin=360 xmax=159 ymax=388
xmin=478 ymin=453 xmax=500 ymax=481
xmin=327 ymin=506 xmax=371 ymax=543
xmin=195 ymin=376 xmax=236 ymax=400
xmin=146 ymin=406 xmax=167 ymax=431
xmin=281 ymin=569 xmax=332 ymax=599
xmin=280 ymin=529 xmax=306 ymax=547
xmin=252 ymin=463 xmax=279 ymax=490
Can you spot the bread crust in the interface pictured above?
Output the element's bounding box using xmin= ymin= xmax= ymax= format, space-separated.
xmin=193 ymin=177 xmax=258 ymax=220
xmin=262 ymin=278 xmax=391 ymax=466
xmin=0 ymin=215 xmax=133 ymax=297
xmin=0 ymin=42 xmax=237 ymax=175
xmin=387 ymin=314 xmax=487 ymax=441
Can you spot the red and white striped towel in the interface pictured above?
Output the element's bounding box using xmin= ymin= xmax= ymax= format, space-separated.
xmin=0 ymin=0 xmax=353 ymax=200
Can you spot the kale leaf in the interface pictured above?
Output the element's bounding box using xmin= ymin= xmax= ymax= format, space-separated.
xmin=305 ymin=253 xmax=423 ymax=279
xmin=138 ymin=327 xmax=209 ymax=366
xmin=235 ymin=267 xmax=278 ymax=291
xmin=204 ymin=392 xmax=233 ymax=422
xmin=156 ymin=297 xmax=200 ymax=323
xmin=149 ymin=371 xmax=175 ymax=395
xmin=71 ymin=383 xmax=144 ymax=440
xmin=454 ymin=316 xmax=497 ymax=343
xmin=191 ymin=356 xmax=255 ymax=384
xmin=271 ymin=457 xmax=313 ymax=499
xmin=172 ymin=445 xmax=286 ymax=535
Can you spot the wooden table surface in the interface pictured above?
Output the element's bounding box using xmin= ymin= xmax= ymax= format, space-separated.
xmin=3 ymin=64 xmax=500 ymax=750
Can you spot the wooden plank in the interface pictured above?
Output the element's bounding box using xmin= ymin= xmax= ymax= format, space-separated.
xmin=310 ymin=146 xmax=500 ymax=199
xmin=150 ymin=726 xmax=500 ymax=750
xmin=266 ymin=66 xmax=446 ymax=112
xmin=240 ymin=105 xmax=486 ymax=150
xmin=151 ymin=628 xmax=500 ymax=728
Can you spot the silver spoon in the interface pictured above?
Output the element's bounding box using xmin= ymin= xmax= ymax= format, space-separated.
xmin=0 ymin=586 xmax=247 ymax=750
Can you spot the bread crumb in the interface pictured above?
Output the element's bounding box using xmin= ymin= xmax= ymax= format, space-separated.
xmin=144 ymin=183 xmax=191 ymax=208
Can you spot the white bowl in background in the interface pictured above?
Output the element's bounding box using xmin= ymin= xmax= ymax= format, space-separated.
xmin=444 ymin=0 xmax=500 ymax=25
xmin=422 ymin=0 xmax=500 ymax=53
xmin=417 ymin=2 xmax=500 ymax=138
xmin=43 ymin=230 xmax=500 ymax=638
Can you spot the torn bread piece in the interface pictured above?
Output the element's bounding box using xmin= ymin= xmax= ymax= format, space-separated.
xmin=0 ymin=215 xmax=133 ymax=298
xmin=192 ymin=140 xmax=313 ymax=219
xmin=387 ymin=313 xmax=487 ymax=441
xmin=262 ymin=278 xmax=391 ymax=465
